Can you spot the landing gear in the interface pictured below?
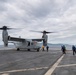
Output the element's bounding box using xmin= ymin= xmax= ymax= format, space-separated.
xmin=28 ymin=49 xmax=30 ymax=51
xmin=17 ymin=48 xmax=20 ymax=51
xmin=37 ymin=48 xmax=40 ymax=52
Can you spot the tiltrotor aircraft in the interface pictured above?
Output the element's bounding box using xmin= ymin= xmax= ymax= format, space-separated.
xmin=0 ymin=26 xmax=53 ymax=52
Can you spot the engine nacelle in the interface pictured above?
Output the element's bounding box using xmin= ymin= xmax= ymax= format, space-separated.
xmin=42 ymin=34 xmax=48 ymax=46
xmin=2 ymin=30 xmax=8 ymax=47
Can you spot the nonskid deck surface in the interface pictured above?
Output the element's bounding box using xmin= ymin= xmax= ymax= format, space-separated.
xmin=0 ymin=49 xmax=75 ymax=75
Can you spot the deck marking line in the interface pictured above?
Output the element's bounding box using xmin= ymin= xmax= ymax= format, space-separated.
xmin=57 ymin=64 xmax=76 ymax=68
xmin=1 ymin=73 xmax=9 ymax=75
xmin=44 ymin=54 xmax=64 ymax=75
xmin=0 ymin=67 xmax=48 ymax=74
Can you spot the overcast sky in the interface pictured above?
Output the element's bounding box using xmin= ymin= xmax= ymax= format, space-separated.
xmin=0 ymin=0 xmax=76 ymax=45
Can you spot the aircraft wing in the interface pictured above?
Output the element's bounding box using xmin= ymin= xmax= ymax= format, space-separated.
xmin=32 ymin=38 xmax=44 ymax=41
xmin=8 ymin=36 xmax=26 ymax=42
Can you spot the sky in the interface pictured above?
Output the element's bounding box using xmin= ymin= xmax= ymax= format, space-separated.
xmin=0 ymin=0 xmax=76 ymax=45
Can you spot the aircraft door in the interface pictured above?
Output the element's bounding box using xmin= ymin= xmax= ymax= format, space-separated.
xmin=28 ymin=42 xmax=30 ymax=46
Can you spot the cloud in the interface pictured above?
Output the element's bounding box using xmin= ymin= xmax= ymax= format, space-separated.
xmin=0 ymin=0 xmax=76 ymax=45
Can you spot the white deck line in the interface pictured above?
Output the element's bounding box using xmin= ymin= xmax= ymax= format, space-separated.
xmin=57 ymin=64 xmax=76 ymax=68
xmin=0 ymin=67 xmax=48 ymax=74
xmin=44 ymin=54 xmax=64 ymax=75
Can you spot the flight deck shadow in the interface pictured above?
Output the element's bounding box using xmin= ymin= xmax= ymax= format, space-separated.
xmin=16 ymin=49 xmax=39 ymax=52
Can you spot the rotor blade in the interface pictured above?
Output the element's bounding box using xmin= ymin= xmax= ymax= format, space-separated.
xmin=42 ymin=31 xmax=55 ymax=34
xmin=30 ymin=30 xmax=50 ymax=33
xmin=7 ymin=28 xmax=13 ymax=30
xmin=30 ymin=30 xmax=55 ymax=34
xmin=30 ymin=30 xmax=42 ymax=33
xmin=0 ymin=28 xmax=3 ymax=30
xmin=0 ymin=26 xmax=15 ymax=30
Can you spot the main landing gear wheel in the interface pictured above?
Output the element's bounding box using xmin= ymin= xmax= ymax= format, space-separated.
xmin=37 ymin=48 xmax=39 ymax=52
xmin=17 ymin=48 xmax=20 ymax=51
xmin=28 ymin=49 xmax=30 ymax=51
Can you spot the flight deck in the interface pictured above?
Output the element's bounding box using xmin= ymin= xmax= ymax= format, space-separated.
xmin=0 ymin=49 xmax=76 ymax=75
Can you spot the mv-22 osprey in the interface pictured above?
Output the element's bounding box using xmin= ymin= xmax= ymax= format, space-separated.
xmin=0 ymin=26 xmax=53 ymax=52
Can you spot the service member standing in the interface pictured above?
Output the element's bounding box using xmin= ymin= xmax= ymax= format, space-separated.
xmin=42 ymin=45 xmax=44 ymax=51
xmin=61 ymin=45 xmax=66 ymax=54
xmin=46 ymin=46 xmax=49 ymax=52
xmin=72 ymin=45 xmax=76 ymax=55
